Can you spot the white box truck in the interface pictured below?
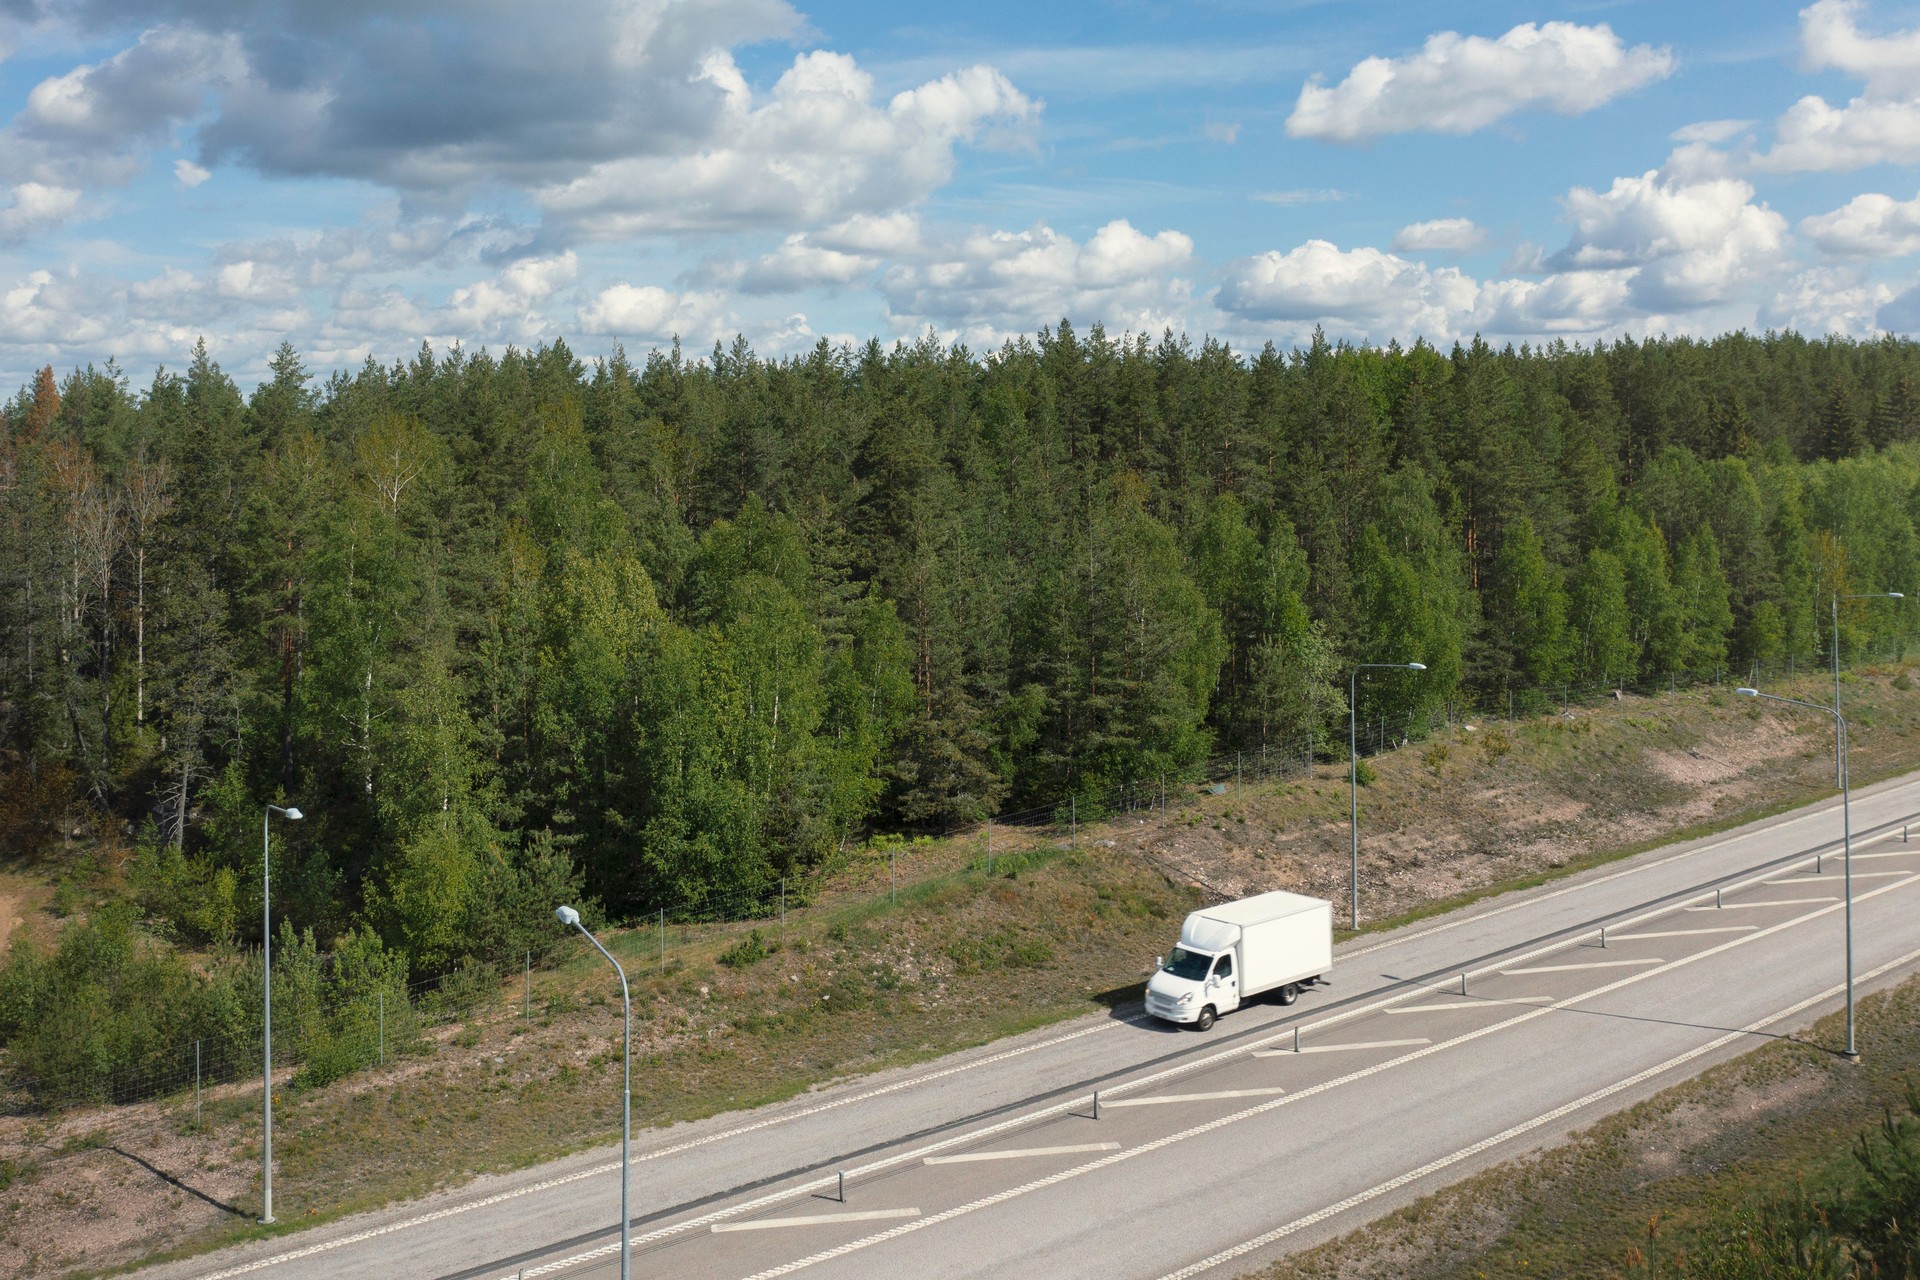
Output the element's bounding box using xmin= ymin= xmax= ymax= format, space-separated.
xmin=1144 ymin=891 xmax=1332 ymax=1030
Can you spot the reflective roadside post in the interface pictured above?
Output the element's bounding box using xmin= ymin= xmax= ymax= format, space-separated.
xmin=1350 ymin=662 xmax=1425 ymax=931
xmin=261 ymin=802 xmax=303 ymax=1223
xmin=1737 ymin=688 xmax=1858 ymax=1060
xmin=556 ymin=905 xmax=631 ymax=1278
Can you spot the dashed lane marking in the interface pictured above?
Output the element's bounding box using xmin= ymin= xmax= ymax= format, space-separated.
xmin=711 ymin=1209 xmax=920 ymax=1233
xmin=923 ymin=1144 xmax=1120 ymax=1166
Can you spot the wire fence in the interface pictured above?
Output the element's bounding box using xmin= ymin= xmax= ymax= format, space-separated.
xmin=3 ymin=640 xmax=1911 ymax=1152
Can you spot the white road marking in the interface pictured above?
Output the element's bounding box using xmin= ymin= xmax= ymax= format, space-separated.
xmin=732 ymin=890 xmax=1920 ymax=1280
xmin=1386 ymin=997 xmax=1553 ymax=1014
xmin=1500 ymin=959 xmax=1663 ymax=975
xmin=1685 ymin=897 xmax=1838 ymax=911
xmin=923 ymin=1144 xmax=1119 ymax=1165
xmin=497 ymin=870 xmax=1920 ymax=1280
xmin=1838 ymin=850 xmax=1920 ymax=860
xmin=1099 ymin=1088 xmax=1288 ymax=1108
xmin=1251 ymin=1039 xmax=1430 ymax=1057
xmin=182 ymin=1014 xmax=1147 ymax=1280
xmin=1766 ymin=872 xmax=1911 ymax=883
xmin=1148 ymin=939 xmax=1920 ymax=1280
xmin=711 ymin=1209 xmax=920 ymax=1233
xmin=1605 ymin=927 xmax=1756 ymax=940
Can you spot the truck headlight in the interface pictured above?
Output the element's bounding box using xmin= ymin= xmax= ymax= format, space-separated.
xmin=1177 ymin=993 xmax=1194 ymax=1005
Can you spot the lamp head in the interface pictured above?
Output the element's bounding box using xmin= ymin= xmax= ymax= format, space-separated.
xmin=1891 ymin=593 xmax=1906 ymax=599
xmin=284 ymin=807 xmax=303 ymax=821
xmin=554 ymin=905 xmax=581 ymax=927
xmin=1407 ymin=662 xmax=1426 ymax=671
xmin=1737 ymin=687 xmax=1760 ymax=697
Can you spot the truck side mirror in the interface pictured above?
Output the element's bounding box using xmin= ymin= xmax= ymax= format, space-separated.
xmin=1155 ymin=956 xmax=1163 ymax=969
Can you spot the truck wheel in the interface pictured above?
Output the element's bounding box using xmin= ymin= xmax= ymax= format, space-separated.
xmin=1196 ymin=1005 xmax=1216 ymax=1031
xmin=1276 ymin=983 xmax=1300 ymax=1006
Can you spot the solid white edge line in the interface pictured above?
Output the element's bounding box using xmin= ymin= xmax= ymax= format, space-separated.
xmin=711 ymin=1209 xmax=919 ymax=1233
xmin=1685 ymin=897 xmax=1838 ymax=910
xmin=1767 ymin=872 xmax=1911 ymax=883
xmin=924 ymin=1144 xmax=1120 ymax=1165
xmin=185 ymin=1013 xmax=1149 ymax=1280
xmin=1386 ymin=998 xmax=1552 ymax=1014
xmin=181 ymin=786 xmax=1920 ymax=1280
xmin=1606 ymin=927 xmax=1756 ymax=939
xmin=1149 ymin=938 xmax=1920 ymax=1280
xmin=723 ymin=870 xmax=1920 ymax=1280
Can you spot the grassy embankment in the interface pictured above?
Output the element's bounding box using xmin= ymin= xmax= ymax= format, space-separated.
xmin=9 ymin=662 xmax=1920 ymax=1277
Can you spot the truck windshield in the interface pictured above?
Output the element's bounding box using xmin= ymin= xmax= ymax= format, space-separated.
xmin=1163 ymin=947 xmax=1214 ymax=981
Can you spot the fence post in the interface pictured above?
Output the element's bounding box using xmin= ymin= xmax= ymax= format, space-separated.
xmin=1236 ymin=751 xmax=1242 ymax=789
xmin=378 ymin=991 xmax=386 ymax=1065
xmin=1159 ymin=773 xmax=1165 ymax=811
xmin=524 ymin=951 xmax=531 ymax=1022
xmin=194 ymin=1039 xmax=201 ymax=1128
xmin=658 ymin=908 xmax=665 ymax=973
xmin=1070 ymin=795 xmax=1077 ymax=841
xmin=891 ymin=845 xmax=897 ymax=904
xmin=986 ymin=819 xmax=993 ymax=874
xmin=781 ymin=877 xmax=787 ymax=927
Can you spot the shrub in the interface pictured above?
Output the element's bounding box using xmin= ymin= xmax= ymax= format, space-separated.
xmin=1482 ymin=728 xmax=1512 ymax=759
xmin=1422 ymin=743 xmax=1450 ymax=774
xmin=718 ymin=929 xmax=776 ymax=968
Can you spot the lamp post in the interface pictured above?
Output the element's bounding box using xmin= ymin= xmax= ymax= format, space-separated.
xmin=1737 ymin=688 xmax=1858 ymax=1060
xmin=1350 ymin=662 xmax=1425 ymax=931
xmin=557 ymin=905 xmax=630 ymax=1279
xmin=260 ymin=802 xmax=302 ymax=1224
xmin=1833 ymin=592 xmax=1903 ymax=785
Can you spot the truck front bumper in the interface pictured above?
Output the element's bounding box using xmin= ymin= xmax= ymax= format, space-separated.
xmin=1144 ymin=991 xmax=1199 ymax=1023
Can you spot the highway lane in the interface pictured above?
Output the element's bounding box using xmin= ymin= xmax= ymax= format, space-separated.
xmin=135 ymin=768 xmax=1920 ymax=1280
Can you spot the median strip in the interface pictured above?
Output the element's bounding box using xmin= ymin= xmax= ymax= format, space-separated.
xmin=711 ymin=1209 xmax=920 ymax=1233
xmin=924 ymin=1144 xmax=1120 ymax=1165
xmin=1098 ymin=1088 xmax=1288 ymax=1108
xmin=1252 ymin=1039 xmax=1430 ymax=1057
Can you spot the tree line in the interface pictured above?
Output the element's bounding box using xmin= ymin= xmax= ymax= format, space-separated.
xmin=3 ymin=325 xmax=1919 ymax=979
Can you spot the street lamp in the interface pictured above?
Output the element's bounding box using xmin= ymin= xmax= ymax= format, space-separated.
xmin=557 ymin=905 xmax=631 ymax=1280
xmin=1737 ymin=688 xmax=1859 ymax=1060
xmin=1350 ymin=662 xmax=1426 ymax=931
xmin=1833 ymin=592 xmax=1902 ymax=785
xmin=260 ymin=802 xmax=302 ymax=1224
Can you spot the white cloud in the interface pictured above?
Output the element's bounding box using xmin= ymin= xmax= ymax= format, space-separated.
xmin=732 ymin=235 xmax=879 ymax=294
xmin=1670 ymin=119 xmax=1754 ymax=145
xmin=1757 ymin=1 xmax=1920 ymax=172
xmin=535 ymin=58 xmax=1036 ymax=240
xmin=1474 ymin=270 xmax=1635 ymax=335
xmin=0 ymin=181 xmax=83 ymax=240
xmin=1552 ymin=171 xmax=1789 ymax=309
xmin=1202 ymin=121 xmax=1240 ymax=144
xmin=174 ymin=158 xmax=210 ymax=187
xmin=577 ymin=282 xmax=727 ymax=342
xmin=880 ymin=219 xmax=1193 ymax=342
xmin=1285 ymin=21 xmax=1673 ymax=143
xmin=443 ymin=251 xmax=578 ymax=337
xmin=1763 ymin=266 xmax=1896 ymax=335
xmin=1216 ymin=240 xmax=1477 ymax=340
xmin=1802 ymin=189 xmax=1920 ymax=256
xmin=1252 ymin=188 xmax=1354 ymax=206
xmin=1392 ymin=217 xmax=1486 ymax=253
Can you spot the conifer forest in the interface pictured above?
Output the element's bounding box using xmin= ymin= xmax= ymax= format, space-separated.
xmin=4 ymin=324 xmax=1920 ymax=998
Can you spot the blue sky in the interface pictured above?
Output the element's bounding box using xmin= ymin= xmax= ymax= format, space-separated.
xmin=2 ymin=0 xmax=1918 ymax=388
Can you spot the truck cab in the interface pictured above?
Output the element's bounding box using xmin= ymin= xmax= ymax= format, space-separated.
xmin=1145 ymin=947 xmax=1239 ymax=1028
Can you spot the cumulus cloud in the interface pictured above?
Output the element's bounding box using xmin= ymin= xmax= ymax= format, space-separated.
xmin=1757 ymin=1 xmax=1920 ymax=172
xmin=443 ymin=252 xmax=578 ymax=337
xmin=1764 ymin=267 xmax=1896 ymax=335
xmin=173 ymin=158 xmax=209 ymax=187
xmin=879 ymin=219 xmax=1194 ymax=341
xmin=1216 ymin=241 xmax=1477 ymax=340
xmin=1802 ymin=189 xmax=1920 ymax=256
xmin=577 ymin=282 xmax=727 ymax=343
xmin=534 ymin=58 xmax=1036 ymax=240
xmin=728 ymin=235 xmax=881 ymax=294
xmin=1551 ymin=171 xmax=1789 ymax=310
xmin=1286 ymin=21 xmax=1673 ymax=143
xmin=1392 ymin=217 xmax=1486 ymax=253
xmin=0 ymin=181 xmax=83 ymax=240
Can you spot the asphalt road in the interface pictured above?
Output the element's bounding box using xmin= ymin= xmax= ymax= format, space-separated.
xmin=135 ymin=769 xmax=1920 ymax=1280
